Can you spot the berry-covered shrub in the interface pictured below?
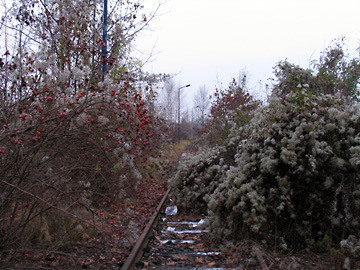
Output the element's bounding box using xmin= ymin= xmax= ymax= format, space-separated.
xmin=171 ymin=86 xmax=360 ymax=250
xmin=0 ymin=0 xmax=167 ymax=252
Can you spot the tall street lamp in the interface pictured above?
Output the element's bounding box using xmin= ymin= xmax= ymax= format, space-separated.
xmin=178 ymin=84 xmax=190 ymax=143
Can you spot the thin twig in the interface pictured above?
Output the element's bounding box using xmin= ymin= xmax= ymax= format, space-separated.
xmin=252 ymin=246 xmax=270 ymax=270
xmin=1 ymin=179 xmax=102 ymax=231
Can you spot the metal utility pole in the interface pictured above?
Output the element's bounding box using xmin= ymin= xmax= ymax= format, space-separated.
xmin=178 ymin=84 xmax=190 ymax=144
xmin=102 ymin=0 xmax=108 ymax=80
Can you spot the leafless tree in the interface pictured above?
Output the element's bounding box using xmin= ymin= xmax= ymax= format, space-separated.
xmin=158 ymin=78 xmax=177 ymax=122
xmin=193 ymin=85 xmax=209 ymax=127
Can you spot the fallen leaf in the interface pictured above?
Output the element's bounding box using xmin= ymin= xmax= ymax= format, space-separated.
xmin=173 ymin=254 xmax=188 ymax=260
xmin=194 ymin=257 xmax=206 ymax=264
xmin=50 ymin=261 xmax=59 ymax=267
xmin=155 ymin=236 xmax=161 ymax=241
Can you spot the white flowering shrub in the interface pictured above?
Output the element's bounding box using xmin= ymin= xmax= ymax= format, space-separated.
xmin=171 ymin=86 xmax=360 ymax=250
xmin=341 ymin=235 xmax=360 ymax=257
xmin=169 ymin=145 xmax=234 ymax=211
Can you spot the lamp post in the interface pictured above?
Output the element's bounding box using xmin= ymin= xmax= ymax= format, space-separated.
xmin=178 ymin=84 xmax=190 ymax=143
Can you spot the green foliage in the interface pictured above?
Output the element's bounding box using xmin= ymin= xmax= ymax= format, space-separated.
xmin=315 ymin=235 xmax=332 ymax=253
xmin=113 ymin=163 xmax=121 ymax=173
xmin=273 ymin=61 xmax=317 ymax=97
xmin=315 ymin=38 xmax=360 ymax=100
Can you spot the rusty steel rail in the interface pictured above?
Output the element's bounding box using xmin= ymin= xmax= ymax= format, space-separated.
xmin=121 ymin=188 xmax=171 ymax=270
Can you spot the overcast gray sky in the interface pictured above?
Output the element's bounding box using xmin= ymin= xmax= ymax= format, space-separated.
xmin=135 ymin=0 xmax=360 ymax=106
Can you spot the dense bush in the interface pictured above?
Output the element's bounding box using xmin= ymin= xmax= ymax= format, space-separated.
xmin=207 ymin=89 xmax=360 ymax=249
xmin=170 ymin=145 xmax=232 ymax=211
xmin=170 ymin=43 xmax=360 ymax=253
xmin=0 ymin=0 xmax=167 ymax=252
xmin=170 ymin=88 xmax=360 ymax=251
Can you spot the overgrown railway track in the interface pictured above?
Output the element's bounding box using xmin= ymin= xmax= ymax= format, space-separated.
xmin=121 ymin=186 xmax=295 ymax=270
xmin=122 ymin=185 xmax=298 ymax=270
xmin=121 ymin=188 xmax=230 ymax=270
xmin=120 ymin=186 xmax=349 ymax=270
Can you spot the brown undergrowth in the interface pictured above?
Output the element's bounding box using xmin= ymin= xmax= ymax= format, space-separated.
xmin=0 ymin=173 xmax=169 ymax=269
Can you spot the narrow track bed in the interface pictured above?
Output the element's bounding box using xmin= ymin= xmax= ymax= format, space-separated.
xmin=120 ymin=191 xmax=351 ymax=270
xmin=123 ymin=192 xmax=343 ymax=270
xmin=135 ymin=201 xmax=228 ymax=269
